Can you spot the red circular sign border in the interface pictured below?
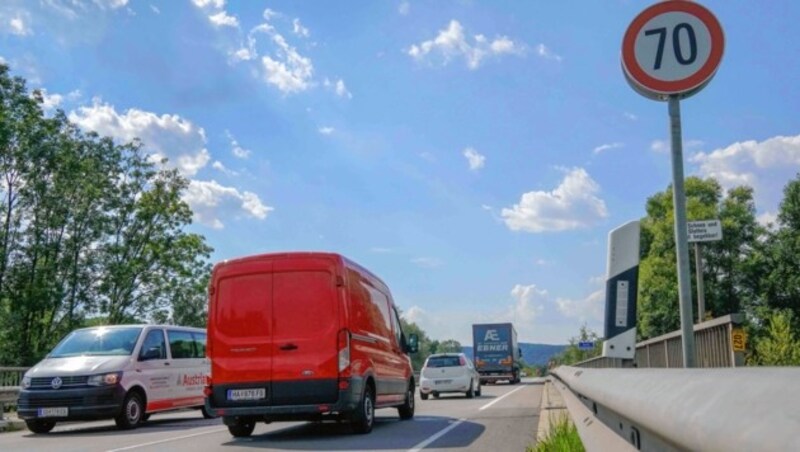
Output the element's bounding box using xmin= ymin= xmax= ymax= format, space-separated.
xmin=622 ymin=0 xmax=724 ymax=95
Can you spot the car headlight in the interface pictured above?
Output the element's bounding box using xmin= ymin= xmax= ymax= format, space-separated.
xmin=22 ymin=376 xmax=31 ymax=389
xmin=87 ymin=372 xmax=122 ymax=386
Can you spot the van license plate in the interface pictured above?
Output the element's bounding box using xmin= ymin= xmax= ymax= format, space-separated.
xmin=38 ymin=407 xmax=68 ymax=417
xmin=227 ymin=388 xmax=266 ymax=401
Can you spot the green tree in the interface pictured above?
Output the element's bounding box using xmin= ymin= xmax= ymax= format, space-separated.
xmin=753 ymin=310 xmax=800 ymax=366
xmin=0 ymin=65 xmax=213 ymax=365
xmin=437 ymin=339 xmax=462 ymax=353
xmin=638 ymin=177 xmax=763 ymax=339
xmin=551 ymin=324 xmax=601 ymax=366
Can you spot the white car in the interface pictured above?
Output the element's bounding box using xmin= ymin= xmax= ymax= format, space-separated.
xmin=419 ymin=353 xmax=481 ymax=400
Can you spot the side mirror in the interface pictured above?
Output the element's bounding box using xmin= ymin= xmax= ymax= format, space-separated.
xmin=406 ymin=334 xmax=419 ymax=353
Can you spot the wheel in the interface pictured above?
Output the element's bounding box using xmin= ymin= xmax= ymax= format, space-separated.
xmin=141 ymin=413 xmax=151 ymax=422
xmin=350 ymin=384 xmax=375 ymax=434
xmin=432 ymin=392 xmax=440 ymax=399
xmin=25 ymin=419 xmax=56 ymax=434
xmin=115 ymin=391 xmax=144 ymax=430
xmin=398 ymin=382 xmax=415 ymax=420
xmin=201 ymin=405 xmax=214 ymax=419
xmin=466 ymin=380 xmax=475 ymax=398
xmin=420 ymin=392 xmax=429 ymax=400
xmin=228 ymin=420 xmax=256 ymax=437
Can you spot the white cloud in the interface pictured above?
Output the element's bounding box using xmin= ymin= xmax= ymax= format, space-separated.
xmin=624 ymin=112 xmax=638 ymax=121
xmin=95 ymin=0 xmax=129 ymax=9
xmin=324 ymin=78 xmax=352 ymax=99
xmin=183 ymin=180 xmax=272 ymax=229
xmin=509 ymin=284 xmax=546 ymax=324
xmin=192 ymin=0 xmax=226 ymax=8
xmin=651 ymin=139 xmax=668 ymax=153
xmin=292 ymin=18 xmax=309 ymax=37
xmin=407 ymin=20 xmax=524 ymax=70
xmin=535 ymin=44 xmax=562 ymax=62
xmin=68 ymin=99 xmax=210 ymax=177
xmin=38 ymin=90 xmax=63 ymax=112
xmin=691 ymin=134 xmax=800 ymax=207
xmin=398 ymin=2 xmax=410 ymax=15
xmin=225 ymin=130 xmax=251 ymax=159
xmin=211 ymin=160 xmax=238 ymax=176
xmin=463 ymin=147 xmax=485 ymax=171
xmin=757 ymin=211 xmax=778 ymax=229
xmin=501 ymin=168 xmax=609 ymax=233
xmin=150 ymin=5 xmax=160 ymax=14
xmin=260 ymin=32 xmax=314 ymax=93
xmin=209 ymin=11 xmax=239 ymax=28
xmin=8 ymin=14 xmax=32 ymax=36
xmin=555 ymin=289 xmax=605 ymax=322
xmin=411 ymin=257 xmax=442 ymax=268
xmin=318 ymin=126 xmax=335 ymax=135
xmin=262 ymin=8 xmax=279 ymax=21
xmin=593 ymin=142 xmax=624 ymax=154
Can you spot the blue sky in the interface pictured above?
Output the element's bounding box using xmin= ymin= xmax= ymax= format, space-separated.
xmin=2 ymin=1 xmax=799 ymax=345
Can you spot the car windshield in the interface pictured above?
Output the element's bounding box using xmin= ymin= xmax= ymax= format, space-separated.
xmin=49 ymin=327 xmax=143 ymax=358
xmin=426 ymin=356 xmax=461 ymax=368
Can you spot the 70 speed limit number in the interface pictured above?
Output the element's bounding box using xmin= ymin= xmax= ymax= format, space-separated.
xmin=622 ymin=0 xmax=724 ymax=100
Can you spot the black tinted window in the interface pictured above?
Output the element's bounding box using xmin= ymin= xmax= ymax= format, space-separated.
xmin=139 ymin=329 xmax=167 ymax=360
xmin=425 ymin=356 xmax=461 ymax=368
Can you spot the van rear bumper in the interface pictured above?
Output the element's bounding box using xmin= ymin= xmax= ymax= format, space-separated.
xmin=205 ymin=377 xmax=364 ymax=421
xmin=17 ymin=385 xmax=126 ymax=421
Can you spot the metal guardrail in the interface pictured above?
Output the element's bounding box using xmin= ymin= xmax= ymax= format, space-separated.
xmin=0 ymin=367 xmax=29 ymax=420
xmin=576 ymin=314 xmax=744 ymax=368
xmin=552 ymin=365 xmax=800 ymax=451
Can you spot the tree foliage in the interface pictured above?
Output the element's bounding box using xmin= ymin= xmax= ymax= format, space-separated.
xmin=550 ymin=324 xmax=601 ymax=366
xmin=753 ymin=310 xmax=800 ymax=366
xmin=0 ymin=65 xmax=212 ymax=365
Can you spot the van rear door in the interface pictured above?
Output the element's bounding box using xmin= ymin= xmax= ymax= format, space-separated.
xmin=270 ymin=256 xmax=340 ymax=405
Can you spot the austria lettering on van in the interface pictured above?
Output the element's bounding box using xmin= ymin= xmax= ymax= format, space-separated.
xmin=177 ymin=373 xmax=208 ymax=387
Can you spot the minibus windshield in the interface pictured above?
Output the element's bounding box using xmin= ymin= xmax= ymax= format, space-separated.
xmin=49 ymin=327 xmax=143 ymax=357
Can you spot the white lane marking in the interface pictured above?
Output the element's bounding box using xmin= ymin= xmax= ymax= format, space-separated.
xmin=407 ymin=418 xmax=466 ymax=452
xmin=105 ymin=427 xmax=228 ymax=451
xmin=479 ymin=385 xmax=527 ymax=411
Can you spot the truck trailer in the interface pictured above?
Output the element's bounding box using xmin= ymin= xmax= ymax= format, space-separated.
xmin=472 ymin=323 xmax=521 ymax=384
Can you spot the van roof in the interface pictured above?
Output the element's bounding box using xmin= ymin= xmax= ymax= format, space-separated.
xmin=212 ymin=251 xmax=391 ymax=295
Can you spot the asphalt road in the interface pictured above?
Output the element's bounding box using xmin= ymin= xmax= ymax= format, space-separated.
xmin=0 ymin=378 xmax=544 ymax=452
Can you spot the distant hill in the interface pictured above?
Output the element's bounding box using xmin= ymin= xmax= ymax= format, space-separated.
xmin=462 ymin=343 xmax=568 ymax=366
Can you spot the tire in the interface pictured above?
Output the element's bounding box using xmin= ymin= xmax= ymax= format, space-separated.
xmin=141 ymin=413 xmax=151 ymax=422
xmin=432 ymin=392 xmax=440 ymax=399
xmin=228 ymin=420 xmax=256 ymax=438
xmin=350 ymin=384 xmax=375 ymax=434
xmin=115 ymin=391 xmax=144 ymax=430
xmin=25 ymin=419 xmax=56 ymax=434
xmin=476 ymin=381 xmax=482 ymax=397
xmin=201 ymin=405 xmax=214 ymax=419
xmin=398 ymin=383 xmax=415 ymax=420
xmin=420 ymin=392 xmax=429 ymax=400
xmin=466 ymin=380 xmax=475 ymax=398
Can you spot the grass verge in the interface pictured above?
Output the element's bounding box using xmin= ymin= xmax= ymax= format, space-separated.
xmin=528 ymin=414 xmax=584 ymax=452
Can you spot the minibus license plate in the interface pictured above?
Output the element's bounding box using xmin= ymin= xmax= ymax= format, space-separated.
xmin=227 ymin=388 xmax=266 ymax=401
xmin=38 ymin=407 xmax=68 ymax=417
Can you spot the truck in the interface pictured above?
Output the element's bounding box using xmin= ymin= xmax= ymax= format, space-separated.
xmin=472 ymin=323 xmax=521 ymax=384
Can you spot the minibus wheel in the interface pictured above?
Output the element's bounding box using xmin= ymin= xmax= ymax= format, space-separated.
xmin=398 ymin=382 xmax=415 ymax=420
xmin=25 ymin=419 xmax=56 ymax=434
xmin=115 ymin=391 xmax=144 ymax=429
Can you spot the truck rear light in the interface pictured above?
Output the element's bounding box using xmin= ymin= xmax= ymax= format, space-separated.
xmin=338 ymin=329 xmax=351 ymax=373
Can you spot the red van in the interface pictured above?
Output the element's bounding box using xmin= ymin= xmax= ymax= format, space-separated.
xmin=204 ymin=252 xmax=419 ymax=437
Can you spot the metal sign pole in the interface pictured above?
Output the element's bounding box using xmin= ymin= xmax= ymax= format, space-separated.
xmin=668 ymin=95 xmax=696 ymax=368
xmin=694 ymin=242 xmax=706 ymax=322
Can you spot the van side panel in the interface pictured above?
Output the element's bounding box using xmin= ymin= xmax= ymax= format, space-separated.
xmin=346 ymin=265 xmax=406 ymax=402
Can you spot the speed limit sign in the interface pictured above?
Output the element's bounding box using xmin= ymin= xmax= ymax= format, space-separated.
xmin=622 ymin=0 xmax=724 ymax=100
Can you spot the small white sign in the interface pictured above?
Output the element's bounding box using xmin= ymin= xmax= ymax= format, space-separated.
xmin=615 ymin=280 xmax=629 ymax=327
xmin=688 ymin=219 xmax=722 ymax=242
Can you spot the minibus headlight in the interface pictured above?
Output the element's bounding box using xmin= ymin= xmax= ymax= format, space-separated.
xmin=22 ymin=376 xmax=31 ymax=389
xmin=87 ymin=372 xmax=122 ymax=386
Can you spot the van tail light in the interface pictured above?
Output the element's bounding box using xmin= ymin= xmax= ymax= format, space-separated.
xmin=459 ymin=356 xmax=467 ymax=366
xmin=338 ymin=329 xmax=351 ymax=373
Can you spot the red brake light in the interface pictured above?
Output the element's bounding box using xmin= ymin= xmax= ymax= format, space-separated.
xmin=459 ymin=356 xmax=467 ymax=366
